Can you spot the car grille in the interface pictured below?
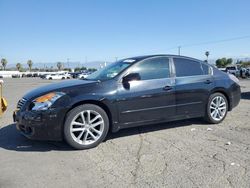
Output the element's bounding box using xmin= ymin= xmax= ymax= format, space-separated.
xmin=17 ymin=98 xmax=27 ymax=110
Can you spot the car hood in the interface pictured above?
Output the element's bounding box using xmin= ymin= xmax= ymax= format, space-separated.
xmin=23 ymin=79 xmax=97 ymax=100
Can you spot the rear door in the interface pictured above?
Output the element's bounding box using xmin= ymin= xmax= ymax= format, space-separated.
xmin=173 ymin=57 xmax=214 ymax=117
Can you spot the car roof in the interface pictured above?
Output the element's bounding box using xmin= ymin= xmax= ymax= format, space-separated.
xmin=126 ymin=54 xmax=203 ymax=63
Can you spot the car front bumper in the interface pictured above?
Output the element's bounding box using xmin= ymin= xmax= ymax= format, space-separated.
xmin=13 ymin=108 xmax=68 ymax=141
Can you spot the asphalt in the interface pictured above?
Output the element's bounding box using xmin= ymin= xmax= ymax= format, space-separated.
xmin=0 ymin=78 xmax=250 ymax=188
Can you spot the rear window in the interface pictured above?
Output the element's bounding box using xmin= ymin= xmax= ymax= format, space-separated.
xmin=174 ymin=58 xmax=203 ymax=77
xmin=201 ymin=63 xmax=209 ymax=75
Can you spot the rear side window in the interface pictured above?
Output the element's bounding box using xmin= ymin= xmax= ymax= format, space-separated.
xmin=174 ymin=58 xmax=203 ymax=77
xmin=131 ymin=57 xmax=170 ymax=80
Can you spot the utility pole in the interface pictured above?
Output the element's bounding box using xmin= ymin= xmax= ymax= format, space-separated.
xmin=85 ymin=56 xmax=88 ymax=64
xmin=205 ymin=51 xmax=210 ymax=62
xmin=178 ymin=46 xmax=181 ymax=56
xmin=67 ymin=58 xmax=70 ymax=69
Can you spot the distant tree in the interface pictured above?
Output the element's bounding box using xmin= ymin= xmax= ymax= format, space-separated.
xmin=74 ymin=67 xmax=81 ymax=72
xmin=16 ymin=63 xmax=22 ymax=71
xmin=215 ymin=59 xmax=224 ymax=68
xmin=74 ymin=66 xmax=87 ymax=72
xmin=57 ymin=62 xmax=63 ymax=70
xmin=1 ymin=58 xmax=8 ymax=70
xmin=27 ymin=60 xmax=33 ymax=72
xmin=241 ymin=61 xmax=250 ymax=68
xmin=88 ymin=68 xmax=97 ymax=72
xmin=63 ymin=68 xmax=71 ymax=72
xmin=226 ymin=58 xmax=233 ymax=65
xmin=81 ymin=66 xmax=87 ymax=71
xmin=215 ymin=58 xmax=233 ymax=68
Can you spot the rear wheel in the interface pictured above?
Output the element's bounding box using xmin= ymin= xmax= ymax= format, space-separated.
xmin=64 ymin=104 xmax=109 ymax=149
xmin=205 ymin=92 xmax=228 ymax=124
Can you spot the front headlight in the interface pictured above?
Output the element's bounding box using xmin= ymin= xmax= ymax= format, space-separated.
xmin=31 ymin=92 xmax=65 ymax=111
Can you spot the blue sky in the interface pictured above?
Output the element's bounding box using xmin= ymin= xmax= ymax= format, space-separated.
xmin=0 ymin=0 xmax=250 ymax=65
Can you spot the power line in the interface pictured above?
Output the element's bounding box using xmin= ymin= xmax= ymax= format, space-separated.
xmin=165 ymin=35 xmax=250 ymax=55
xmin=181 ymin=35 xmax=250 ymax=48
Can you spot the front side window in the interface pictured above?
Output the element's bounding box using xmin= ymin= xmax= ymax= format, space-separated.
xmin=174 ymin=58 xmax=203 ymax=77
xmin=129 ymin=57 xmax=170 ymax=80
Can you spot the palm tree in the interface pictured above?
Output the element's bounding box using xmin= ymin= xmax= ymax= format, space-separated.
xmin=16 ymin=63 xmax=22 ymax=71
xmin=1 ymin=58 xmax=8 ymax=70
xmin=27 ymin=60 xmax=33 ymax=72
xmin=205 ymin=51 xmax=210 ymax=62
xmin=57 ymin=62 xmax=63 ymax=71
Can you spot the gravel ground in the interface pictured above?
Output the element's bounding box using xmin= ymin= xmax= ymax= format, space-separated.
xmin=0 ymin=78 xmax=250 ymax=188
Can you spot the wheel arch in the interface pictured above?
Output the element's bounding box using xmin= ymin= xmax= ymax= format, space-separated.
xmin=64 ymin=99 xmax=113 ymax=132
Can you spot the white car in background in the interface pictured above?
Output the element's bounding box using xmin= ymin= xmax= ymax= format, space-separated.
xmin=77 ymin=73 xmax=89 ymax=79
xmin=45 ymin=73 xmax=71 ymax=80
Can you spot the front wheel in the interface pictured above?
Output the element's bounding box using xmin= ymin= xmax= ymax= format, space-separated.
xmin=205 ymin=93 xmax=228 ymax=124
xmin=64 ymin=104 xmax=109 ymax=149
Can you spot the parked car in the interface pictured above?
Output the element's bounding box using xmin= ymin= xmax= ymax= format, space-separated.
xmin=26 ymin=73 xmax=33 ymax=77
xmin=13 ymin=55 xmax=241 ymax=149
xmin=225 ymin=66 xmax=239 ymax=77
xmin=69 ymin=72 xmax=81 ymax=79
xmin=12 ymin=74 xmax=21 ymax=78
xmin=245 ymin=68 xmax=250 ymax=78
xmin=0 ymin=75 xmax=3 ymax=78
xmin=32 ymin=73 xmax=39 ymax=77
xmin=40 ymin=74 xmax=48 ymax=79
xmin=218 ymin=68 xmax=226 ymax=72
xmin=77 ymin=72 xmax=89 ymax=79
xmin=63 ymin=72 xmax=71 ymax=79
xmin=45 ymin=73 xmax=70 ymax=80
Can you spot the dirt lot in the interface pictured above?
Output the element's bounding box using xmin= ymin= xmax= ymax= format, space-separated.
xmin=0 ymin=78 xmax=250 ymax=188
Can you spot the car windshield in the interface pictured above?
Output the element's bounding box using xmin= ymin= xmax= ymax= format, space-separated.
xmin=86 ymin=59 xmax=135 ymax=81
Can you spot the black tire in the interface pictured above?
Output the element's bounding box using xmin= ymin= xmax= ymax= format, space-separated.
xmin=49 ymin=77 xmax=52 ymax=80
xmin=204 ymin=92 xmax=228 ymax=124
xmin=64 ymin=104 xmax=109 ymax=150
xmin=62 ymin=77 xmax=65 ymax=80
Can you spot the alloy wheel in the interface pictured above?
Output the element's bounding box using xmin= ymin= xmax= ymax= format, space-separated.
xmin=209 ymin=96 xmax=227 ymax=121
xmin=70 ymin=110 xmax=104 ymax=145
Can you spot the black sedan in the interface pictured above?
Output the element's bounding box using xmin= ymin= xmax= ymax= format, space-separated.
xmin=13 ymin=55 xmax=241 ymax=149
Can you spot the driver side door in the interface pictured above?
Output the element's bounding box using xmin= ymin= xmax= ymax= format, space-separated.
xmin=116 ymin=56 xmax=176 ymax=127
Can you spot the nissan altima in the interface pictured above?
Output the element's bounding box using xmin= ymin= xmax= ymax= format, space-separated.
xmin=13 ymin=55 xmax=241 ymax=149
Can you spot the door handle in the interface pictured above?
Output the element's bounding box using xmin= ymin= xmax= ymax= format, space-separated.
xmin=204 ymin=80 xmax=212 ymax=84
xmin=163 ymin=85 xmax=173 ymax=91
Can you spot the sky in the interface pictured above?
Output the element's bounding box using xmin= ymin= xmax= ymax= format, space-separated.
xmin=0 ymin=0 xmax=250 ymax=66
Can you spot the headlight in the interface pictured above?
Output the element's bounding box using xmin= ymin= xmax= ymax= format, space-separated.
xmin=31 ymin=92 xmax=65 ymax=111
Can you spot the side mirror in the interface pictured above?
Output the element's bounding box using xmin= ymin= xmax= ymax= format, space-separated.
xmin=122 ymin=73 xmax=141 ymax=83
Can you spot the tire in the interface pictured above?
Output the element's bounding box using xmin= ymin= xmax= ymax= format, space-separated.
xmin=64 ymin=104 xmax=109 ymax=150
xmin=62 ymin=77 xmax=65 ymax=80
xmin=204 ymin=92 xmax=228 ymax=124
xmin=49 ymin=77 xmax=52 ymax=80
